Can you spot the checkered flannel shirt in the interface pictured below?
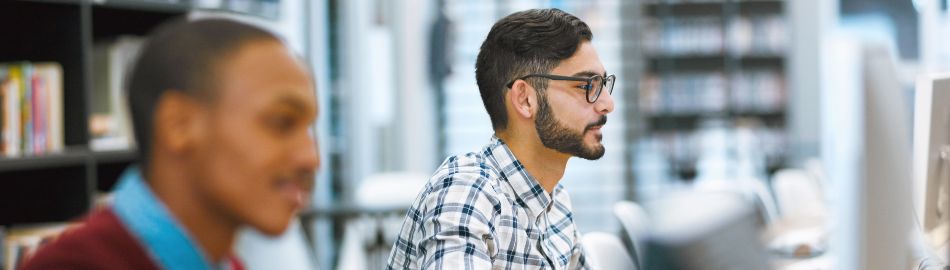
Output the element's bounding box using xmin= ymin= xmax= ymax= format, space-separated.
xmin=387 ymin=136 xmax=589 ymax=270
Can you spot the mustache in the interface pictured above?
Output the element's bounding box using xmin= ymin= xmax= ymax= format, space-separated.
xmin=585 ymin=116 xmax=607 ymax=130
xmin=280 ymin=170 xmax=316 ymax=191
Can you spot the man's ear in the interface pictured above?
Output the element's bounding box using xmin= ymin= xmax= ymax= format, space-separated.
xmin=153 ymin=91 xmax=205 ymax=154
xmin=508 ymin=80 xmax=538 ymax=119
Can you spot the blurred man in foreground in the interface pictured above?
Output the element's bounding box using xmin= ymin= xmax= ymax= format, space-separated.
xmin=22 ymin=18 xmax=320 ymax=270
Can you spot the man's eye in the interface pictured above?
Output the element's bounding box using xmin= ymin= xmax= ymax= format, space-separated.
xmin=578 ymin=84 xmax=592 ymax=90
xmin=268 ymin=116 xmax=296 ymax=134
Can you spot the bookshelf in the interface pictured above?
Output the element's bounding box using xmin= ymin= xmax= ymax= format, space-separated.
xmin=631 ymin=0 xmax=790 ymax=197
xmin=0 ymin=0 xmax=279 ymax=226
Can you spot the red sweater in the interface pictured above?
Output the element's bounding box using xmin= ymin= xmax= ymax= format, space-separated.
xmin=19 ymin=209 xmax=160 ymax=270
xmin=18 ymin=209 xmax=244 ymax=270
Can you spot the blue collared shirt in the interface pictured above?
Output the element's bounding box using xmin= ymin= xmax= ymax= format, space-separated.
xmin=111 ymin=166 xmax=223 ymax=270
xmin=387 ymin=136 xmax=590 ymax=270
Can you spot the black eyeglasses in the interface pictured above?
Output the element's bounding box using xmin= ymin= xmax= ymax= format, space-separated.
xmin=506 ymin=73 xmax=616 ymax=103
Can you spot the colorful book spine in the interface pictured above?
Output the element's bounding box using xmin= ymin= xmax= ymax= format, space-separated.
xmin=0 ymin=62 xmax=63 ymax=157
xmin=5 ymin=65 xmax=21 ymax=157
xmin=20 ymin=62 xmax=33 ymax=155
xmin=0 ymin=66 xmax=6 ymax=155
xmin=31 ymin=73 xmax=46 ymax=154
xmin=36 ymin=63 xmax=63 ymax=153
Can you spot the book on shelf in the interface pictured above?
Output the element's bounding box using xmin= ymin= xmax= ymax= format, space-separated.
xmin=639 ymin=124 xmax=787 ymax=180
xmin=3 ymin=223 xmax=72 ymax=270
xmin=0 ymin=62 xmax=64 ymax=158
xmin=640 ymin=72 xmax=728 ymax=114
xmin=0 ymin=227 xmax=4 ymax=270
xmin=94 ymin=192 xmax=114 ymax=209
xmin=643 ymin=16 xmax=724 ymax=56
xmin=91 ymin=36 xmax=143 ymax=152
xmin=642 ymin=14 xmax=786 ymax=57
xmin=194 ymin=0 xmax=281 ymax=18
xmin=194 ymin=0 xmax=224 ymax=8
xmin=730 ymin=70 xmax=786 ymax=112
xmin=640 ymin=71 xmax=785 ymax=115
xmin=727 ymin=15 xmax=786 ymax=56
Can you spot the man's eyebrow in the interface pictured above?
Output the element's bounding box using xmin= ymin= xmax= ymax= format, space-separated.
xmin=274 ymin=94 xmax=310 ymax=112
xmin=571 ymin=70 xmax=605 ymax=77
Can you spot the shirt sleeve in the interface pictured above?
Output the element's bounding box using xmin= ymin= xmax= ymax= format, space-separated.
xmin=569 ymin=225 xmax=591 ymax=270
xmin=417 ymin=173 xmax=501 ymax=270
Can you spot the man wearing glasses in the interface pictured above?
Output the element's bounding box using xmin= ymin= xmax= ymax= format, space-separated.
xmin=387 ymin=8 xmax=614 ymax=270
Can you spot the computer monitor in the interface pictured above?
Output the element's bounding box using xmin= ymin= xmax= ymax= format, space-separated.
xmin=641 ymin=191 xmax=771 ymax=270
xmin=821 ymin=37 xmax=915 ymax=270
xmin=914 ymin=73 xmax=950 ymax=249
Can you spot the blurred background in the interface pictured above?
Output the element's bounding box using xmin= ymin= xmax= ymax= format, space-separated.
xmin=3 ymin=0 xmax=950 ymax=269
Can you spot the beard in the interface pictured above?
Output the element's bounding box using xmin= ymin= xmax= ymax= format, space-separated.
xmin=534 ymin=93 xmax=607 ymax=160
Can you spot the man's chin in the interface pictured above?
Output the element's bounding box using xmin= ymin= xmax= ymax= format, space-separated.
xmin=249 ymin=214 xmax=295 ymax=236
xmin=254 ymin=223 xmax=292 ymax=236
xmin=586 ymin=151 xmax=606 ymax=160
xmin=574 ymin=144 xmax=605 ymax=160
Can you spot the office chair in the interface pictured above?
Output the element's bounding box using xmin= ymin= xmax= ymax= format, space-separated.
xmin=582 ymin=232 xmax=636 ymax=270
xmin=614 ymin=201 xmax=650 ymax=270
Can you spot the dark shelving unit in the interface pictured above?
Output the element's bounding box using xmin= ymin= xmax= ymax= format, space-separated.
xmin=647 ymin=111 xmax=786 ymax=131
xmin=645 ymin=2 xmax=724 ymax=16
xmin=93 ymin=150 xmax=138 ymax=191
xmin=647 ymin=55 xmax=783 ymax=70
xmin=633 ymin=0 xmax=790 ymax=180
xmin=93 ymin=0 xmax=192 ymax=12
xmin=0 ymin=0 xmax=279 ymax=226
xmin=0 ymin=151 xmax=91 ymax=173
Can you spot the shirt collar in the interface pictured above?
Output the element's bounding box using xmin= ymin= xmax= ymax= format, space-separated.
xmin=485 ymin=136 xmax=562 ymax=219
xmin=111 ymin=166 xmax=215 ymax=270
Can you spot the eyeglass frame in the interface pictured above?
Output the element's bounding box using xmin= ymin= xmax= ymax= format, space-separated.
xmin=505 ymin=73 xmax=616 ymax=103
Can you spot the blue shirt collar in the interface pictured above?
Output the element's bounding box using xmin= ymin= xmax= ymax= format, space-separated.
xmin=112 ymin=166 xmax=215 ymax=270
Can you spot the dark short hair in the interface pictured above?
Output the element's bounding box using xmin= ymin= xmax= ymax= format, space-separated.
xmin=475 ymin=8 xmax=593 ymax=131
xmin=127 ymin=18 xmax=280 ymax=173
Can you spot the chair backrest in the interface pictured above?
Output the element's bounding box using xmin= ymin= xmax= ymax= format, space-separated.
xmin=771 ymin=168 xmax=827 ymax=219
xmin=693 ymin=178 xmax=781 ymax=225
xmin=613 ymin=201 xmax=650 ymax=270
xmin=582 ymin=232 xmax=637 ymax=270
xmin=641 ymin=191 xmax=771 ymax=270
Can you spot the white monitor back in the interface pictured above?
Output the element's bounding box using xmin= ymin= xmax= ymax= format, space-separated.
xmin=641 ymin=191 xmax=770 ymax=270
xmin=914 ymin=73 xmax=950 ymax=245
xmin=821 ymin=37 xmax=914 ymax=270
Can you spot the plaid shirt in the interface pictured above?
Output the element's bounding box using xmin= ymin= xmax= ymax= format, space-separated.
xmin=387 ymin=136 xmax=589 ymax=270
